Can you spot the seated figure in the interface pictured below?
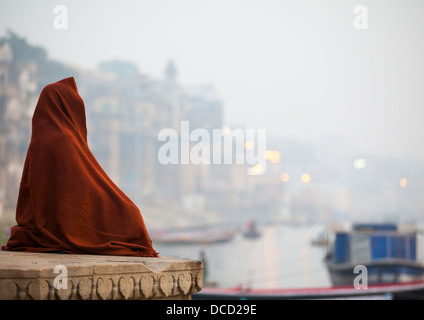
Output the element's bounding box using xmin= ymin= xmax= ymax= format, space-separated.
xmin=2 ymin=77 xmax=158 ymax=257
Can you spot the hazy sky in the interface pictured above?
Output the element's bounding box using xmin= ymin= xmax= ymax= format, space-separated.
xmin=1 ymin=0 xmax=424 ymax=160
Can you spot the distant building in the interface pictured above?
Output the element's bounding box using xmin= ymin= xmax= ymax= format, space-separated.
xmin=0 ymin=40 xmax=39 ymax=220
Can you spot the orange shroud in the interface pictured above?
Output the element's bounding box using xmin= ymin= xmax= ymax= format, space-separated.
xmin=2 ymin=77 xmax=158 ymax=257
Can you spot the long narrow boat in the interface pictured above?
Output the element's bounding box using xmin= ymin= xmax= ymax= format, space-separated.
xmin=150 ymin=225 xmax=238 ymax=244
xmin=192 ymin=280 xmax=424 ymax=300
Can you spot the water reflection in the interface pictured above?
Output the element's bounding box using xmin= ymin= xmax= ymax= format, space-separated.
xmin=154 ymin=223 xmax=331 ymax=289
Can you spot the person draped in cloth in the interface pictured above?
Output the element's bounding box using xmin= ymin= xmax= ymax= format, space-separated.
xmin=2 ymin=77 xmax=158 ymax=257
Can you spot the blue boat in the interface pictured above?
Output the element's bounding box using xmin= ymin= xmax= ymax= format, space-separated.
xmin=324 ymin=222 xmax=424 ymax=287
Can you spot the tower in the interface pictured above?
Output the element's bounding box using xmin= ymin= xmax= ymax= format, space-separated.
xmin=165 ymin=60 xmax=177 ymax=85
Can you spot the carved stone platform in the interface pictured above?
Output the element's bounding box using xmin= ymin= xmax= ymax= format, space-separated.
xmin=0 ymin=251 xmax=203 ymax=300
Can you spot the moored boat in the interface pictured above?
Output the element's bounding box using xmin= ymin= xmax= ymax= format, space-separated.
xmin=192 ymin=280 xmax=424 ymax=300
xmin=310 ymin=230 xmax=329 ymax=246
xmin=242 ymin=220 xmax=261 ymax=239
xmin=150 ymin=225 xmax=238 ymax=244
xmin=323 ymin=222 xmax=424 ymax=287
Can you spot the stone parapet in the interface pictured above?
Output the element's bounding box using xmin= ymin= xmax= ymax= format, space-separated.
xmin=0 ymin=251 xmax=203 ymax=300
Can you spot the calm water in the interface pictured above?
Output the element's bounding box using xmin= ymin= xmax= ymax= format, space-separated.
xmin=154 ymin=223 xmax=332 ymax=289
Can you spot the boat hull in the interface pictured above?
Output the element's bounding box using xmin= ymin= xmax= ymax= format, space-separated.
xmin=193 ymin=280 xmax=424 ymax=300
xmin=324 ymin=259 xmax=424 ymax=287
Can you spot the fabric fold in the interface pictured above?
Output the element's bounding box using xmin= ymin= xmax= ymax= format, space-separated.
xmin=2 ymin=77 xmax=158 ymax=257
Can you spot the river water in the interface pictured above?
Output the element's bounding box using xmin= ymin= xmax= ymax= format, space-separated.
xmin=153 ymin=222 xmax=332 ymax=289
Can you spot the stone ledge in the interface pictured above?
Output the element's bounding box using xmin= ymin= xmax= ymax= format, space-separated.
xmin=0 ymin=251 xmax=203 ymax=300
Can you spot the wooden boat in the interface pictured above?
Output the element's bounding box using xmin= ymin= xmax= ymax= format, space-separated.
xmin=310 ymin=230 xmax=330 ymax=246
xmin=323 ymin=222 xmax=424 ymax=287
xmin=150 ymin=225 xmax=238 ymax=244
xmin=192 ymin=280 xmax=424 ymax=300
xmin=242 ymin=220 xmax=261 ymax=239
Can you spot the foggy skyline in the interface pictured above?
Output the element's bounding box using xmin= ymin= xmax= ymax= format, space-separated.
xmin=1 ymin=0 xmax=424 ymax=161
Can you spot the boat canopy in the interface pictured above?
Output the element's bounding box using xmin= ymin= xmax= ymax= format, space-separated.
xmin=353 ymin=223 xmax=397 ymax=232
xmin=332 ymin=229 xmax=417 ymax=264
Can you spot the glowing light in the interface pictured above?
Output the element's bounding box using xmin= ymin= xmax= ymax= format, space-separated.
xmin=244 ymin=140 xmax=254 ymax=150
xmin=301 ymin=173 xmax=311 ymax=184
xmin=251 ymin=163 xmax=263 ymax=175
xmin=265 ymin=150 xmax=273 ymax=160
xmin=400 ymin=178 xmax=407 ymax=188
xmin=353 ymin=158 xmax=367 ymax=169
xmin=281 ymin=173 xmax=290 ymax=182
xmin=270 ymin=151 xmax=281 ymax=163
xmin=264 ymin=150 xmax=281 ymax=163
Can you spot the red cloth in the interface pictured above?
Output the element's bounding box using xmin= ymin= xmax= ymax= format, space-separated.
xmin=2 ymin=77 xmax=158 ymax=257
